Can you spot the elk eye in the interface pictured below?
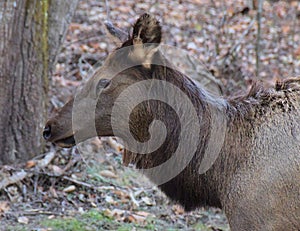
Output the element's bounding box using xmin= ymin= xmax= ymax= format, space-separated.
xmin=96 ymin=79 xmax=110 ymax=94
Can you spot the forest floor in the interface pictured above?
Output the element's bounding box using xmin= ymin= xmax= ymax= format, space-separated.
xmin=1 ymin=0 xmax=300 ymax=230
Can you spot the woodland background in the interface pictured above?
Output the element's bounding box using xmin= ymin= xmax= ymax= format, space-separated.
xmin=0 ymin=0 xmax=299 ymax=230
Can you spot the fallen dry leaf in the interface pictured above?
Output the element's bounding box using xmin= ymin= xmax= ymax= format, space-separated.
xmin=0 ymin=201 xmax=10 ymax=213
xmin=142 ymin=196 xmax=154 ymax=206
xmin=135 ymin=211 xmax=153 ymax=217
xmin=295 ymin=46 xmax=300 ymax=57
xmin=103 ymin=208 xmax=113 ymax=218
xmin=131 ymin=213 xmax=148 ymax=224
xmin=48 ymin=215 xmax=55 ymax=219
xmin=63 ymin=185 xmax=76 ymax=193
xmin=103 ymin=208 xmax=125 ymax=220
xmin=69 ymin=23 xmax=82 ymax=31
xmin=18 ymin=216 xmax=29 ymax=224
xmin=112 ymin=208 xmax=125 ymax=216
xmin=172 ymin=204 xmax=185 ymax=215
xmin=25 ymin=160 xmax=36 ymax=169
xmin=105 ymin=195 xmax=115 ymax=204
xmin=51 ymin=165 xmax=64 ymax=176
xmin=124 ymin=214 xmax=137 ymax=223
xmin=113 ymin=189 xmax=129 ymax=199
xmin=100 ymin=170 xmax=118 ymax=179
xmin=50 ymin=186 xmax=58 ymax=198
xmin=107 ymin=137 xmax=123 ymax=152
xmin=281 ymin=25 xmax=290 ymax=34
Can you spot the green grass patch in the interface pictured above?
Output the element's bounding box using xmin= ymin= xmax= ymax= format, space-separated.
xmin=42 ymin=217 xmax=86 ymax=231
xmin=6 ymin=226 xmax=28 ymax=231
xmin=41 ymin=209 xmax=158 ymax=231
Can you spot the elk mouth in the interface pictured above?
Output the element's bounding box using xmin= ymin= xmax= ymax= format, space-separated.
xmin=43 ymin=124 xmax=76 ymax=148
xmin=54 ymin=135 xmax=76 ymax=148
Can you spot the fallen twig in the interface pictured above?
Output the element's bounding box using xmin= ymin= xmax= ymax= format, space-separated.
xmin=129 ymin=190 xmax=140 ymax=207
xmin=37 ymin=151 xmax=56 ymax=168
xmin=0 ymin=171 xmax=27 ymax=190
xmin=62 ymin=175 xmax=115 ymax=191
xmin=4 ymin=210 xmax=63 ymax=217
xmin=0 ymin=151 xmax=56 ymax=190
xmin=62 ymin=153 xmax=82 ymax=173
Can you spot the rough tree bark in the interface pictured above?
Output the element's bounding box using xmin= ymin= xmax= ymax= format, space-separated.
xmin=0 ymin=0 xmax=78 ymax=164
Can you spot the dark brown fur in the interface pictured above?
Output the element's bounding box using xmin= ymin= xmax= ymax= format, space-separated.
xmin=44 ymin=14 xmax=300 ymax=231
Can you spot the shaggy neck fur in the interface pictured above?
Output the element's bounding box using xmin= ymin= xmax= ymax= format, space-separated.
xmin=119 ymin=52 xmax=230 ymax=210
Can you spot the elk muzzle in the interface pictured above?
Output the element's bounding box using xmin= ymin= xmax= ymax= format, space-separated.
xmin=43 ymin=119 xmax=76 ymax=148
xmin=43 ymin=125 xmax=52 ymax=140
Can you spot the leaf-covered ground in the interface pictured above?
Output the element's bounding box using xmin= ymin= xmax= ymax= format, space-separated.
xmin=1 ymin=0 xmax=299 ymax=230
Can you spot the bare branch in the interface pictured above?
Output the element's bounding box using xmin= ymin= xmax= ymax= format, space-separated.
xmin=105 ymin=0 xmax=111 ymax=21
xmin=256 ymin=0 xmax=264 ymax=78
xmin=220 ymin=19 xmax=255 ymax=65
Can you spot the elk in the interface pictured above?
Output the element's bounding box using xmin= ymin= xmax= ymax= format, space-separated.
xmin=43 ymin=14 xmax=300 ymax=230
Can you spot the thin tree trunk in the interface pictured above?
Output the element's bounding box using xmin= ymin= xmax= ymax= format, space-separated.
xmin=0 ymin=0 xmax=78 ymax=164
xmin=255 ymin=0 xmax=263 ymax=78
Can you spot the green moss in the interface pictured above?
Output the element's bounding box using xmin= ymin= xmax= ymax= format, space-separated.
xmin=6 ymin=226 xmax=27 ymax=231
xmin=192 ymin=223 xmax=214 ymax=231
xmin=41 ymin=0 xmax=49 ymax=87
xmin=42 ymin=217 xmax=85 ymax=231
xmin=38 ymin=0 xmax=50 ymax=90
xmin=82 ymin=209 xmax=108 ymax=221
xmin=25 ymin=0 xmax=49 ymax=89
xmin=41 ymin=209 xmax=159 ymax=231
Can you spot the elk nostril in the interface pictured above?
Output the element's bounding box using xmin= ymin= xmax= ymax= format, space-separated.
xmin=43 ymin=125 xmax=52 ymax=140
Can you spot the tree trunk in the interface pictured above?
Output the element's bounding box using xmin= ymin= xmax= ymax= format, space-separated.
xmin=0 ymin=0 xmax=78 ymax=164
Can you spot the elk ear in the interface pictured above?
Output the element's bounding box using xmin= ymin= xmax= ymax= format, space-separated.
xmin=132 ymin=13 xmax=161 ymax=44
xmin=129 ymin=13 xmax=162 ymax=68
xmin=104 ymin=20 xmax=128 ymax=44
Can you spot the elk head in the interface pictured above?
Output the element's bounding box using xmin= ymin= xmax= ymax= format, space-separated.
xmin=43 ymin=13 xmax=163 ymax=148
